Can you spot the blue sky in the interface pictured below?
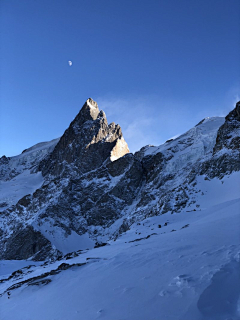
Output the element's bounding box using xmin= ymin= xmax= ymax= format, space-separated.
xmin=1 ymin=0 xmax=239 ymax=156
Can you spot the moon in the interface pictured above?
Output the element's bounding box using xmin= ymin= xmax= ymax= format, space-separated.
xmin=68 ymin=61 xmax=72 ymax=66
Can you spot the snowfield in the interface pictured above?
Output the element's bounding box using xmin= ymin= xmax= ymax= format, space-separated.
xmin=0 ymin=138 xmax=59 ymax=210
xmin=0 ymin=170 xmax=43 ymax=210
xmin=0 ymin=176 xmax=239 ymax=320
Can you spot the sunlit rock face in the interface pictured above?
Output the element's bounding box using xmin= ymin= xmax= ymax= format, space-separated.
xmin=0 ymin=98 xmax=131 ymax=260
xmin=39 ymin=98 xmax=129 ymax=178
xmin=0 ymin=100 xmax=239 ymax=261
xmin=110 ymin=137 xmax=130 ymax=162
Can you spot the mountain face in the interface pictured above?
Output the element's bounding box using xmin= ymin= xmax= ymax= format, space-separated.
xmin=0 ymin=99 xmax=239 ymax=261
xmin=39 ymin=98 xmax=129 ymax=178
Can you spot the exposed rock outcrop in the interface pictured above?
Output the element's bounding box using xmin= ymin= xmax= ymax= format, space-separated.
xmin=213 ymin=101 xmax=240 ymax=154
xmin=200 ymin=101 xmax=240 ymax=178
xmin=39 ymin=98 xmax=129 ymax=178
xmin=0 ymin=226 xmax=57 ymax=261
xmin=0 ymin=100 xmax=239 ymax=261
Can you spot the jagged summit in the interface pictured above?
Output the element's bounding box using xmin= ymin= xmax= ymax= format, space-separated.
xmin=73 ymin=98 xmax=101 ymax=126
xmin=1 ymin=101 xmax=240 ymax=320
xmin=0 ymin=101 xmax=239 ymax=261
xmin=39 ymin=98 xmax=129 ymax=177
xmin=86 ymin=97 xmax=98 ymax=109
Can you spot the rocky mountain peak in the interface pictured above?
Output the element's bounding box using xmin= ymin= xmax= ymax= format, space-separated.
xmin=74 ymin=98 xmax=100 ymax=126
xmin=39 ymin=98 xmax=129 ymax=177
xmin=0 ymin=101 xmax=239 ymax=262
xmin=86 ymin=97 xmax=98 ymax=109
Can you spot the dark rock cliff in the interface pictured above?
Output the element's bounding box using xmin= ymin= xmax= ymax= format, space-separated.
xmin=0 ymin=100 xmax=239 ymax=261
xmin=200 ymin=101 xmax=240 ymax=178
xmin=39 ymin=98 xmax=129 ymax=178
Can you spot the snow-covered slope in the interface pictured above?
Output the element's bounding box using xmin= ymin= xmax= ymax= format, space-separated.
xmin=0 ymin=170 xmax=43 ymax=211
xmin=0 ymin=191 xmax=239 ymax=320
xmin=0 ymin=138 xmax=59 ymax=210
xmin=0 ymin=138 xmax=59 ymax=181
xmin=140 ymin=116 xmax=224 ymax=159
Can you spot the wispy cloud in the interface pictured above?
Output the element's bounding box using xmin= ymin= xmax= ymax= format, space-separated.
xmin=96 ymin=95 xmax=193 ymax=153
xmin=96 ymin=87 xmax=239 ymax=153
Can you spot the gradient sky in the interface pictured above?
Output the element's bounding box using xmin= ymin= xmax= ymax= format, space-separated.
xmin=1 ymin=0 xmax=240 ymax=156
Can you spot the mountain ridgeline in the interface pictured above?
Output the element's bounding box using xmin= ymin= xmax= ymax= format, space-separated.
xmin=0 ymin=99 xmax=239 ymax=260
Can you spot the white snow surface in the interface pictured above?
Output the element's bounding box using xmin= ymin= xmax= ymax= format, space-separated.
xmin=143 ymin=116 xmax=224 ymax=160
xmin=37 ymin=222 xmax=95 ymax=254
xmin=1 ymin=115 xmax=240 ymax=319
xmin=0 ymin=138 xmax=59 ymax=210
xmin=6 ymin=138 xmax=59 ymax=171
xmin=189 ymin=172 xmax=240 ymax=209
xmin=0 ymin=171 xmax=240 ymax=320
xmin=0 ymin=170 xmax=43 ymax=210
